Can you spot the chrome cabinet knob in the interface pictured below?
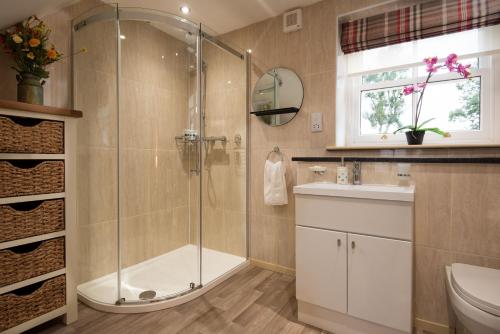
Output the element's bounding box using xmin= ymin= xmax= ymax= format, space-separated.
xmin=351 ymin=241 xmax=356 ymax=249
xmin=337 ymin=239 xmax=341 ymax=246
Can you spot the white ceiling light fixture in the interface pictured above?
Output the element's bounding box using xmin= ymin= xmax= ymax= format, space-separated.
xmin=180 ymin=5 xmax=191 ymax=14
xmin=120 ymin=35 xmax=126 ymax=40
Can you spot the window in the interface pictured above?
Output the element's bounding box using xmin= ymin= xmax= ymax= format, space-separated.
xmin=337 ymin=27 xmax=500 ymax=146
xmin=355 ymin=58 xmax=485 ymax=142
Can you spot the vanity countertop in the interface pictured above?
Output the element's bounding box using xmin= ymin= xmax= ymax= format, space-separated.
xmin=293 ymin=182 xmax=415 ymax=202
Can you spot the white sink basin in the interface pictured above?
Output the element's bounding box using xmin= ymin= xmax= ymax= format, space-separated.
xmin=293 ymin=182 xmax=415 ymax=202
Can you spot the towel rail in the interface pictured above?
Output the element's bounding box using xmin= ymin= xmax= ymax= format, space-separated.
xmin=266 ymin=146 xmax=284 ymax=161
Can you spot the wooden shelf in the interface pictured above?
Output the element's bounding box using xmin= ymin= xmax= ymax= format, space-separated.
xmin=251 ymin=107 xmax=299 ymax=116
xmin=326 ymin=143 xmax=500 ymax=151
xmin=0 ymin=154 xmax=65 ymax=160
xmin=0 ymin=99 xmax=82 ymax=118
xmin=0 ymin=192 xmax=65 ymax=205
xmin=0 ymin=231 xmax=65 ymax=250
xmin=0 ymin=269 xmax=66 ymax=295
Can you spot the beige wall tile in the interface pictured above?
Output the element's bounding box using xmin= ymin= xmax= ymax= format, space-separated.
xmin=450 ymin=165 xmax=500 ymax=258
xmin=77 ymin=147 xmax=117 ymax=227
xmin=413 ymin=164 xmax=452 ymax=249
xmin=74 ymin=69 xmax=117 ymax=148
xmin=223 ymin=210 xmax=247 ymax=257
xmin=414 ymin=246 xmax=453 ymax=325
xmin=452 ymin=252 xmax=500 ymax=270
xmin=78 ymin=220 xmax=118 ymax=283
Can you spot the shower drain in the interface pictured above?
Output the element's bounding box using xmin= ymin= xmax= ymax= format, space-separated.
xmin=139 ymin=290 xmax=157 ymax=300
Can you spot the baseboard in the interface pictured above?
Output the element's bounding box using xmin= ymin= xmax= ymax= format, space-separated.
xmin=414 ymin=318 xmax=454 ymax=334
xmin=249 ymin=258 xmax=296 ymax=276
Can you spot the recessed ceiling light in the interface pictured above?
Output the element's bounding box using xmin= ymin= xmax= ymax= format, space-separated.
xmin=180 ymin=5 xmax=191 ymax=14
xmin=120 ymin=35 xmax=126 ymax=40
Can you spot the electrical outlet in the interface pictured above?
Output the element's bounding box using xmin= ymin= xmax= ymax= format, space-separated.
xmin=311 ymin=112 xmax=323 ymax=132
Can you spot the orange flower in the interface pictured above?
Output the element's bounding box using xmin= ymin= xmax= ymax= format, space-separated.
xmin=28 ymin=38 xmax=40 ymax=47
xmin=47 ymin=48 xmax=57 ymax=60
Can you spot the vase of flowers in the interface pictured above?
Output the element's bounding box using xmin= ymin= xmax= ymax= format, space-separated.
xmin=0 ymin=16 xmax=62 ymax=105
xmin=394 ymin=53 xmax=472 ymax=145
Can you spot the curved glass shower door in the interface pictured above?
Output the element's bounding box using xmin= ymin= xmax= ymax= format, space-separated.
xmin=74 ymin=5 xmax=248 ymax=309
xmin=117 ymin=8 xmax=202 ymax=303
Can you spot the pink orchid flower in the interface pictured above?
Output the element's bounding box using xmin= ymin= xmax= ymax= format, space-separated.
xmin=457 ymin=63 xmax=471 ymax=78
xmin=424 ymin=56 xmax=439 ymax=73
xmin=445 ymin=53 xmax=459 ymax=72
xmin=424 ymin=56 xmax=438 ymax=66
xmin=403 ymin=85 xmax=415 ymax=95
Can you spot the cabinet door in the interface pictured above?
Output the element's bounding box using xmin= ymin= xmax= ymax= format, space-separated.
xmin=348 ymin=233 xmax=412 ymax=333
xmin=296 ymin=226 xmax=347 ymax=313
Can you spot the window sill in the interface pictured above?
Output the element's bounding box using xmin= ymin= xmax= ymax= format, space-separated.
xmin=325 ymin=144 xmax=500 ymax=151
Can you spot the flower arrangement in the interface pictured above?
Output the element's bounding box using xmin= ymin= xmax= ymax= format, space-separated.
xmin=394 ymin=53 xmax=472 ymax=145
xmin=0 ymin=15 xmax=62 ymax=82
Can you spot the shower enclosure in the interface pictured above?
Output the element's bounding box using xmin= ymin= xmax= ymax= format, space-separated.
xmin=72 ymin=5 xmax=248 ymax=312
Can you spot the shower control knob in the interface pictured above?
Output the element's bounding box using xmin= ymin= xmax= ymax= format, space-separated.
xmin=234 ymin=134 xmax=242 ymax=146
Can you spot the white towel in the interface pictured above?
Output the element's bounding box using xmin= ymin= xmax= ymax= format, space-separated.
xmin=264 ymin=159 xmax=288 ymax=205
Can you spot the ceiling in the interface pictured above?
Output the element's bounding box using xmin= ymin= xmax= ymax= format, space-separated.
xmin=0 ymin=0 xmax=77 ymax=29
xmin=104 ymin=0 xmax=322 ymax=34
xmin=0 ymin=0 xmax=322 ymax=34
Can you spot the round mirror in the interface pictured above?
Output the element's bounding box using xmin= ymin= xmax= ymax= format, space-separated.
xmin=252 ymin=67 xmax=304 ymax=126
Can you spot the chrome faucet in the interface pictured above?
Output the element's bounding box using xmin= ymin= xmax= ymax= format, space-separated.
xmin=353 ymin=161 xmax=361 ymax=185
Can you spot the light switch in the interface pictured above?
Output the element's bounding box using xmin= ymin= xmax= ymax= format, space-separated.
xmin=311 ymin=112 xmax=323 ymax=132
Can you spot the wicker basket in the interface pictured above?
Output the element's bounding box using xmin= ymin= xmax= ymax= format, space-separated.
xmin=0 ymin=237 xmax=65 ymax=287
xmin=0 ymin=160 xmax=64 ymax=198
xmin=0 ymin=115 xmax=64 ymax=154
xmin=0 ymin=275 xmax=66 ymax=331
xmin=0 ymin=199 xmax=64 ymax=243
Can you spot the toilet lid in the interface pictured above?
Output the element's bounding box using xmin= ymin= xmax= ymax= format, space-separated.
xmin=451 ymin=263 xmax=500 ymax=316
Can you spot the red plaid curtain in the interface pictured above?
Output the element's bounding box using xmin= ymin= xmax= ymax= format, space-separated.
xmin=340 ymin=0 xmax=500 ymax=54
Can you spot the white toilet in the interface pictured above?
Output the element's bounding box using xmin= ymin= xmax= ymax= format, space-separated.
xmin=446 ymin=263 xmax=500 ymax=334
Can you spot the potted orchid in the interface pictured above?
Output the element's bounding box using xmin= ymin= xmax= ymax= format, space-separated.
xmin=0 ymin=16 xmax=63 ymax=105
xmin=394 ymin=53 xmax=472 ymax=145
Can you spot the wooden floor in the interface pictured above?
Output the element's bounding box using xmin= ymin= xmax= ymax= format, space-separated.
xmin=27 ymin=265 xmax=328 ymax=334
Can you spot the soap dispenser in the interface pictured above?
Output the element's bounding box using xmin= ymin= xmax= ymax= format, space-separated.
xmin=336 ymin=157 xmax=348 ymax=185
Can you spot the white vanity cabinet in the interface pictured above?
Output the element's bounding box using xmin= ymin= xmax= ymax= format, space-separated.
xmin=294 ymin=183 xmax=415 ymax=334
xmin=296 ymin=226 xmax=347 ymax=313
xmin=347 ymin=233 xmax=412 ymax=332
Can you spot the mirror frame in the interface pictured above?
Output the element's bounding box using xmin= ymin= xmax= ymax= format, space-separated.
xmin=251 ymin=66 xmax=304 ymax=127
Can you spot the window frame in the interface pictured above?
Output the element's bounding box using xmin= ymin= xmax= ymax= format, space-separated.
xmin=346 ymin=56 xmax=494 ymax=146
